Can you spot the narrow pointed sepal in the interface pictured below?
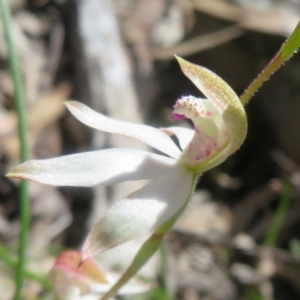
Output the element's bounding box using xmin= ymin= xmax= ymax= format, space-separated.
xmin=7 ymin=149 xmax=175 ymax=187
xmin=66 ymin=101 xmax=181 ymax=158
xmin=82 ymin=165 xmax=193 ymax=260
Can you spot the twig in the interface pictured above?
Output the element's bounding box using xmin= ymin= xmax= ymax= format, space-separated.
xmin=152 ymin=26 xmax=244 ymax=60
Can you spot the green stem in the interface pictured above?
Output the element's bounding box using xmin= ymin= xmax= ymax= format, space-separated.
xmin=101 ymin=232 xmax=165 ymax=300
xmin=240 ymin=51 xmax=282 ymax=106
xmin=264 ymin=181 xmax=292 ymax=247
xmin=0 ymin=1 xmax=30 ymax=299
xmin=245 ymin=286 xmax=264 ymax=300
xmin=241 ymin=21 xmax=300 ymax=105
xmin=159 ymin=241 xmax=172 ymax=300
xmin=0 ymin=245 xmax=51 ymax=290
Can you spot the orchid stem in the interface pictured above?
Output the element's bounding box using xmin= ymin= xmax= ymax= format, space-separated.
xmin=0 ymin=1 xmax=30 ymax=299
xmin=241 ymin=20 xmax=300 ymax=105
xmin=100 ymin=233 xmax=165 ymax=300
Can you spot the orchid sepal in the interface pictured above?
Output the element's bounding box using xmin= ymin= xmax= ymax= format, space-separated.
xmin=172 ymin=56 xmax=247 ymax=173
xmin=99 ymin=173 xmax=198 ymax=300
xmin=65 ymin=101 xmax=181 ymax=159
xmin=81 ymin=165 xmax=194 ymax=260
xmin=6 ymin=148 xmax=175 ymax=187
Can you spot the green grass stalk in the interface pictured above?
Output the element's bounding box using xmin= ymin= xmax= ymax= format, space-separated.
xmin=0 ymin=244 xmax=51 ymax=290
xmin=0 ymin=1 xmax=30 ymax=299
xmin=159 ymin=241 xmax=172 ymax=300
xmin=245 ymin=286 xmax=264 ymax=300
xmin=264 ymin=181 xmax=292 ymax=247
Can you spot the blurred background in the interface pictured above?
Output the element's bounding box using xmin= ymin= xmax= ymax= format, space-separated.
xmin=1 ymin=0 xmax=300 ymax=299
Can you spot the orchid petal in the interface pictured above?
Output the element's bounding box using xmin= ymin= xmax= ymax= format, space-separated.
xmin=66 ymin=101 xmax=181 ymax=158
xmin=82 ymin=165 xmax=193 ymax=259
xmin=175 ymin=56 xmax=247 ymax=155
xmin=173 ymin=95 xmax=230 ymax=169
xmin=160 ymin=126 xmax=194 ymax=150
xmin=7 ymin=149 xmax=176 ymax=187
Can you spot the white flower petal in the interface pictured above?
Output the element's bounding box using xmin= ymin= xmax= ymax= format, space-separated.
xmin=66 ymin=101 xmax=181 ymax=158
xmin=82 ymin=165 xmax=193 ymax=258
xmin=7 ymin=149 xmax=176 ymax=187
xmin=161 ymin=126 xmax=194 ymax=150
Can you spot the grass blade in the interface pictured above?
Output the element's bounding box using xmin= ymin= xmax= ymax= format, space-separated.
xmin=0 ymin=1 xmax=30 ymax=299
xmin=264 ymin=181 xmax=292 ymax=247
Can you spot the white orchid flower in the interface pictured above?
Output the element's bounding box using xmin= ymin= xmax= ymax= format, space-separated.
xmin=7 ymin=57 xmax=247 ymax=295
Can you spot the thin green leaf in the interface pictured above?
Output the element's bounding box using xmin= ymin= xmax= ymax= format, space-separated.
xmin=158 ymin=242 xmax=172 ymax=300
xmin=0 ymin=244 xmax=51 ymax=290
xmin=0 ymin=1 xmax=30 ymax=299
xmin=245 ymin=286 xmax=265 ymax=300
xmin=264 ymin=181 xmax=292 ymax=247
xmin=289 ymin=239 xmax=300 ymax=257
xmin=281 ymin=21 xmax=300 ymax=59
